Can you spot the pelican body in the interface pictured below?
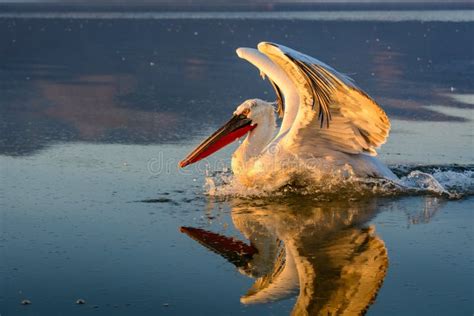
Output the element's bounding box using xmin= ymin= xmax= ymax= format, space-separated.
xmin=180 ymin=42 xmax=396 ymax=189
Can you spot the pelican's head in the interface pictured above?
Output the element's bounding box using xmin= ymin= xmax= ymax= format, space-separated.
xmin=234 ymin=99 xmax=275 ymax=126
xmin=179 ymin=99 xmax=274 ymax=168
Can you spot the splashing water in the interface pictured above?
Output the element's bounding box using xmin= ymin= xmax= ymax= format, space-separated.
xmin=395 ymin=165 xmax=474 ymax=198
xmin=205 ymin=164 xmax=474 ymax=199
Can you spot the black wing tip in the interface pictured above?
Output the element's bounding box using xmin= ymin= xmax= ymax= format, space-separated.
xmin=284 ymin=53 xmax=335 ymax=129
xmin=268 ymin=79 xmax=285 ymax=118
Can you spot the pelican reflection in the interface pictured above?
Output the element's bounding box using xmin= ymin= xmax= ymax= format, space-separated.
xmin=181 ymin=197 xmax=440 ymax=315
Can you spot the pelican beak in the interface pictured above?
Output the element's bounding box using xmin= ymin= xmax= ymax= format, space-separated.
xmin=179 ymin=114 xmax=256 ymax=168
xmin=180 ymin=226 xmax=257 ymax=268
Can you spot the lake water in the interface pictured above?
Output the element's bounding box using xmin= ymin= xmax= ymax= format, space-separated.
xmin=0 ymin=8 xmax=473 ymax=315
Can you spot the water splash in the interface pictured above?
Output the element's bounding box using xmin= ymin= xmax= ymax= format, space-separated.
xmin=393 ymin=164 xmax=474 ymax=197
xmin=205 ymin=164 xmax=474 ymax=199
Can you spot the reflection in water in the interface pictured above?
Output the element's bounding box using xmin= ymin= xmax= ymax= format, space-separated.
xmin=182 ymin=197 xmax=441 ymax=315
xmin=0 ymin=17 xmax=472 ymax=156
xmin=38 ymin=74 xmax=179 ymax=140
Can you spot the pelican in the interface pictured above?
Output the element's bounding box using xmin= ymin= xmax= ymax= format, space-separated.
xmin=180 ymin=42 xmax=397 ymax=189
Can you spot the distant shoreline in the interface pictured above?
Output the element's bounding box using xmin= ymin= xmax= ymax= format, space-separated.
xmin=0 ymin=10 xmax=473 ymax=22
xmin=0 ymin=2 xmax=473 ymax=14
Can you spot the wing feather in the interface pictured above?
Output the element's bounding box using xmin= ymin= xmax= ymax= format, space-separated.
xmin=268 ymin=78 xmax=285 ymax=118
xmin=257 ymin=42 xmax=390 ymax=156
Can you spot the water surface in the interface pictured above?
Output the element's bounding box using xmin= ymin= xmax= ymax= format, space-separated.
xmin=1 ymin=8 xmax=473 ymax=315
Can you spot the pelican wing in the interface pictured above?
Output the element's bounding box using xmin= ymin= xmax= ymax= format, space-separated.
xmin=258 ymin=42 xmax=390 ymax=156
xmin=236 ymin=47 xmax=300 ymax=137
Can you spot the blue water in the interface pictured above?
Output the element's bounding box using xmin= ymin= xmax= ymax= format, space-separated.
xmin=0 ymin=7 xmax=473 ymax=315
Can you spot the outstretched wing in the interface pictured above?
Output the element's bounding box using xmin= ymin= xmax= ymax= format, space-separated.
xmin=258 ymin=42 xmax=390 ymax=156
xmin=236 ymin=47 xmax=300 ymax=138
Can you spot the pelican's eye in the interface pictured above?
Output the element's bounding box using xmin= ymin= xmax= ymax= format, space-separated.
xmin=241 ymin=108 xmax=250 ymax=116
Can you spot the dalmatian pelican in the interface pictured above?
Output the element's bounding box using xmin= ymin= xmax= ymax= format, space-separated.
xmin=179 ymin=42 xmax=397 ymax=189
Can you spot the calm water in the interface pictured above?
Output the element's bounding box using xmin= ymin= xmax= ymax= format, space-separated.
xmin=1 ymin=9 xmax=473 ymax=315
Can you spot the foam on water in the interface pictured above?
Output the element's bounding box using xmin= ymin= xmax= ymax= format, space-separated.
xmin=205 ymin=164 xmax=474 ymax=199
xmin=394 ymin=165 xmax=474 ymax=197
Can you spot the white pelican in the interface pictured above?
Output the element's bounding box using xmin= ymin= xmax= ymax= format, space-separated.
xmin=180 ymin=42 xmax=397 ymax=189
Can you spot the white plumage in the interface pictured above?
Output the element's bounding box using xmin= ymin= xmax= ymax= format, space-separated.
xmin=180 ymin=42 xmax=397 ymax=189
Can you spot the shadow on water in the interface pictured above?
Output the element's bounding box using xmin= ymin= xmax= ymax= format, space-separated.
xmin=180 ymin=196 xmax=444 ymax=315
xmin=0 ymin=17 xmax=472 ymax=156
